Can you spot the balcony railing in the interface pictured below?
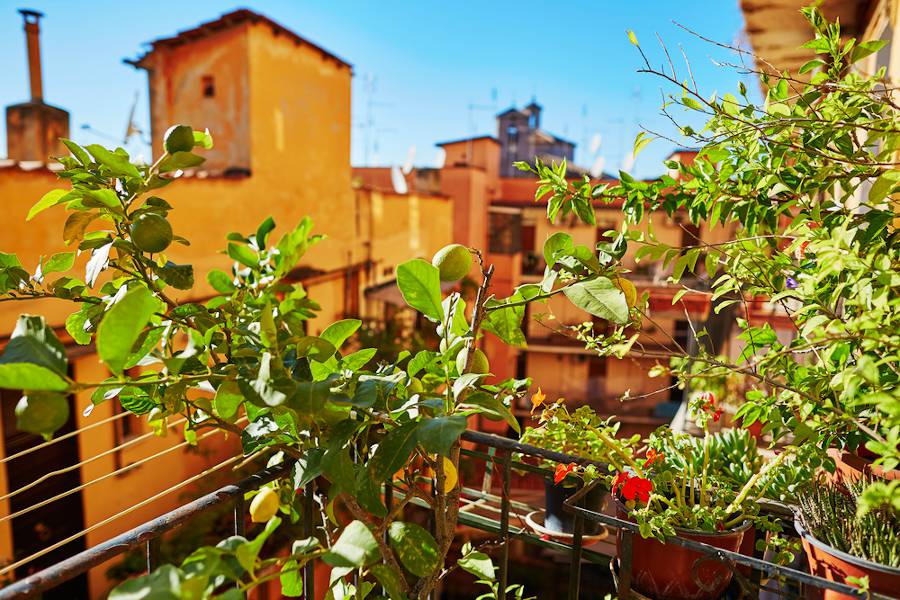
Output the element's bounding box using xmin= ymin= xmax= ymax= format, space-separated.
xmin=0 ymin=429 xmax=888 ymax=600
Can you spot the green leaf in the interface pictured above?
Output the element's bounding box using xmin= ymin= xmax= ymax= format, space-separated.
xmin=156 ymin=262 xmax=194 ymax=290
xmin=296 ymin=337 xmax=336 ymax=362
xmin=83 ymin=189 xmax=121 ymax=210
xmin=109 ymin=564 xmax=183 ymax=600
xmin=227 ymin=243 xmax=258 ymax=268
xmin=289 ymin=378 xmax=332 ymax=414
xmin=323 ymin=520 xmax=379 ymax=568
xmin=322 ymin=446 xmax=356 ymax=492
xmin=459 ymin=391 xmax=520 ymax=435
xmin=627 ymin=30 xmax=639 ymax=46
xmin=416 ymin=415 xmax=467 ymax=456
xmin=158 ymin=151 xmax=206 ymax=173
xmin=97 ymin=286 xmax=160 ymax=375
xmin=280 ymin=560 xmax=303 ymax=597
xmin=562 ymin=277 xmax=629 ymax=324
xmin=255 ymin=216 xmax=276 ymax=248
xmin=482 ymin=294 xmax=526 ymax=347
xmin=341 ymin=348 xmax=377 ymax=371
xmin=207 ymin=269 xmax=236 ymax=294
xmin=0 ymin=315 xmax=67 ymax=375
xmin=85 ymin=144 xmax=141 ymax=179
xmin=543 ymin=232 xmax=574 ymax=266
xmin=214 ymin=381 xmax=243 ymax=420
xmin=320 ymin=319 xmax=361 ymax=349
xmin=388 ymin=522 xmax=439 ymax=578
xmin=458 ymin=549 xmax=495 ymax=581
xmin=368 ymin=421 xmax=419 ymax=482
xmin=868 ymin=170 xmax=900 ymax=203
xmin=293 ymin=449 xmax=324 ymax=490
xmin=60 ymin=138 xmax=92 ymax=166
xmin=370 ymin=564 xmax=406 ymax=600
xmin=0 ymin=364 xmax=68 ymax=392
xmin=633 ymin=132 xmax=654 ymax=158
xmin=65 ymin=307 xmax=93 ymax=346
xmin=27 ymin=189 xmax=69 ymax=221
xmin=42 ymin=252 xmax=75 ymax=276
xmin=396 ymin=259 xmax=444 ymax=321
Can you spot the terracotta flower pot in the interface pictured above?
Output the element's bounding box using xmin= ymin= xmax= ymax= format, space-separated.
xmin=615 ymin=502 xmax=751 ymax=600
xmin=826 ymin=448 xmax=900 ymax=485
xmin=795 ymin=517 xmax=900 ymax=600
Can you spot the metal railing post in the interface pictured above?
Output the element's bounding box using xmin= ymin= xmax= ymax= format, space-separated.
xmin=233 ymin=495 xmax=245 ymax=537
xmin=303 ymin=481 xmax=315 ymax=600
xmin=566 ymin=505 xmax=584 ymax=600
xmin=498 ymin=451 xmax=511 ymax=600
xmin=146 ymin=537 xmax=160 ymax=573
xmin=618 ymin=531 xmax=633 ymax=600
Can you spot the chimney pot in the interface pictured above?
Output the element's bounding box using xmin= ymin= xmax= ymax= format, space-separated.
xmin=19 ymin=8 xmax=44 ymax=102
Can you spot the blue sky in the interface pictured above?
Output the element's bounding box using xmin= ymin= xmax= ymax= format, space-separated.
xmin=0 ymin=1 xmax=755 ymax=179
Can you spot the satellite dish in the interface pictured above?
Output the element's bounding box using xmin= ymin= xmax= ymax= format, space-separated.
xmin=590 ymin=156 xmax=606 ymax=179
xmin=621 ymin=152 xmax=635 ymax=174
xmin=402 ymin=145 xmax=416 ymax=175
xmin=435 ymin=147 xmax=446 ymax=169
xmin=589 ymin=133 xmax=602 ymax=155
xmin=391 ymin=165 xmax=408 ymax=194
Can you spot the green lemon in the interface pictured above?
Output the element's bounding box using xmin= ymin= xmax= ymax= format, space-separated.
xmin=432 ymin=244 xmax=472 ymax=282
xmin=15 ymin=392 xmax=69 ymax=439
xmin=249 ymin=487 xmax=280 ymax=523
xmin=164 ymin=125 xmax=195 ymax=154
xmin=456 ymin=347 xmax=489 ymax=375
xmin=408 ymin=377 xmax=424 ymax=394
xmin=612 ymin=277 xmax=637 ymax=309
xmin=131 ymin=213 xmax=173 ymax=253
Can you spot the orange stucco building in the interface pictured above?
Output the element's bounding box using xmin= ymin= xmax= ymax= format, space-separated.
xmin=0 ymin=9 xmax=452 ymax=598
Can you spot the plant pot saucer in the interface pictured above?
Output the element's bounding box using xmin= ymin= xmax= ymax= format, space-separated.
xmin=523 ymin=510 xmax=609 ymax=547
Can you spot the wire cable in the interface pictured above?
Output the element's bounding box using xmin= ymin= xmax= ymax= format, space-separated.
xmin=0 ymin=416 xmax=249 ymax=524
xmin=0 ymin=453 xmax=243 ymax=578
xmin=0 ymin=412 xmax=131 ymax=465
xmin=0 ymin=417 xmax=188 ymax=503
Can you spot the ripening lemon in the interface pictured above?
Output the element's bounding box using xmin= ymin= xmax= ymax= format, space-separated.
xmin=15 ymin=393 xmax=68 ymax=440
xmin=612 ymin=277 xmax=637 ymax=309
xmin=456 ymin=347 xmax=489 ymax=375
xmin=164 ymin=125 xmax=195 ymax=154
xmin=432 ymin=244 xmax=472 ymax=282
xmin=249 ymin=487 xmax=280 ymax=523
xmin=131 ymin=213 xmax=173 ymax=253
xmin=442 ymin=457 xmax=458 ymax=493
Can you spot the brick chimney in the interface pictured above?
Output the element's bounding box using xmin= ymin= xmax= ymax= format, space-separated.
xmin=5 ymin=9 xmax=69 ymax=162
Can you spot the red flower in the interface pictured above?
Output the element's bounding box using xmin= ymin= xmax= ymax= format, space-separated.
xmin=611 ymin=471 xmax=630 ymax=496
xmin=795 ymin=241 xmax=810 ymax=260
xmin=712 ymin=408 xmax=724 ymax=422
xmin=621 ymin=476 xmax=653 ymax=504
xmin=643 ymin=448 xmax=664 ymax=468
xmin=554 ymin=463 xmax=576 ymax=485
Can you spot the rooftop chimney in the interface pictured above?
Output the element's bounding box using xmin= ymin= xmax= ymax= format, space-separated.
xmin=20 ymin=9 xmax=44 ymax=101
xmin=5 ymin=8 xmax=69 ymax=162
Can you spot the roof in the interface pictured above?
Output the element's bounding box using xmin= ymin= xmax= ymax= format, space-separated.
xmin=0 ymin=159 xmax=62 ymax=173
xmin=740 ymin=0 xmax=871 ymax=74
xmin=435 ymin=135 xmax=499 ymax=147
xmin=129 ymin=8 xmax=352 ymax=70
xmin=533 ymin=129 xmax=575 ymax=148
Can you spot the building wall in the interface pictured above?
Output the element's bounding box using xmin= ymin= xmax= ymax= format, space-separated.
xmin=141 ymin=24 xmax=252 ymax=173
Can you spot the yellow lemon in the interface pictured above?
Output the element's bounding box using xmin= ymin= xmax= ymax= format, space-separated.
xmin=612 ymin=277 xmax=637 ymax=309
xmin=432 ymin=244 xmax=472 ymax=282
xmin=442 ymin=457 xmax=458 ymax=493
xmin=249 ymin=487 xmax=279 ymax=523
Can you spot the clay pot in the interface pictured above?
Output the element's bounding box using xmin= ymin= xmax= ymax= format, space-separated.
xmin=826 ymin=448 xmax=900 ymax=484
xmin=796 ymin=517 xmax=900 ymax=600
xmin=615 ymin=502 xmax=751 ymax=600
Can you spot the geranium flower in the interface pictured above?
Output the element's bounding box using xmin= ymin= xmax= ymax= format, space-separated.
xmin=621 ymin=475 xmax=653 ymax=504
xmin=611 ymin=471 xmax=629 ymax=496
xmin=643 ymin=448 xmax=664 ymax=468
xmin=795 ymin=240 xmax=810 ymax=260
xmin=530 ymin=388 xmax=546 ymax=413
xmin=554 ymin=462 xmax=576 ymax=485
xmin=712 ymin=408 xmax=724 ymax=422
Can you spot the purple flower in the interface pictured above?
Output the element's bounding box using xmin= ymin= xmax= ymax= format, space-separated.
xmin=786 ymin=277 xmax=798 ymax=290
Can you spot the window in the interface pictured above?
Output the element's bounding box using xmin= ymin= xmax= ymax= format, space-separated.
xmin=488 ymin=210 xmax=522 ymax=254
xmin=113 ymin=399 xmax=142 ymax=444
xmin=202 ymin=75 xmax=215 ymax=98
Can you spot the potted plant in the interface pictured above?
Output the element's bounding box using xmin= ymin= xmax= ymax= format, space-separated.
xmin=796 ymin=477 xmax=900 ymax=599
xmin=520 ymin=399 xmax=640 ymax=534
xmin=607 ymin=396 xmax=791 ymax=600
